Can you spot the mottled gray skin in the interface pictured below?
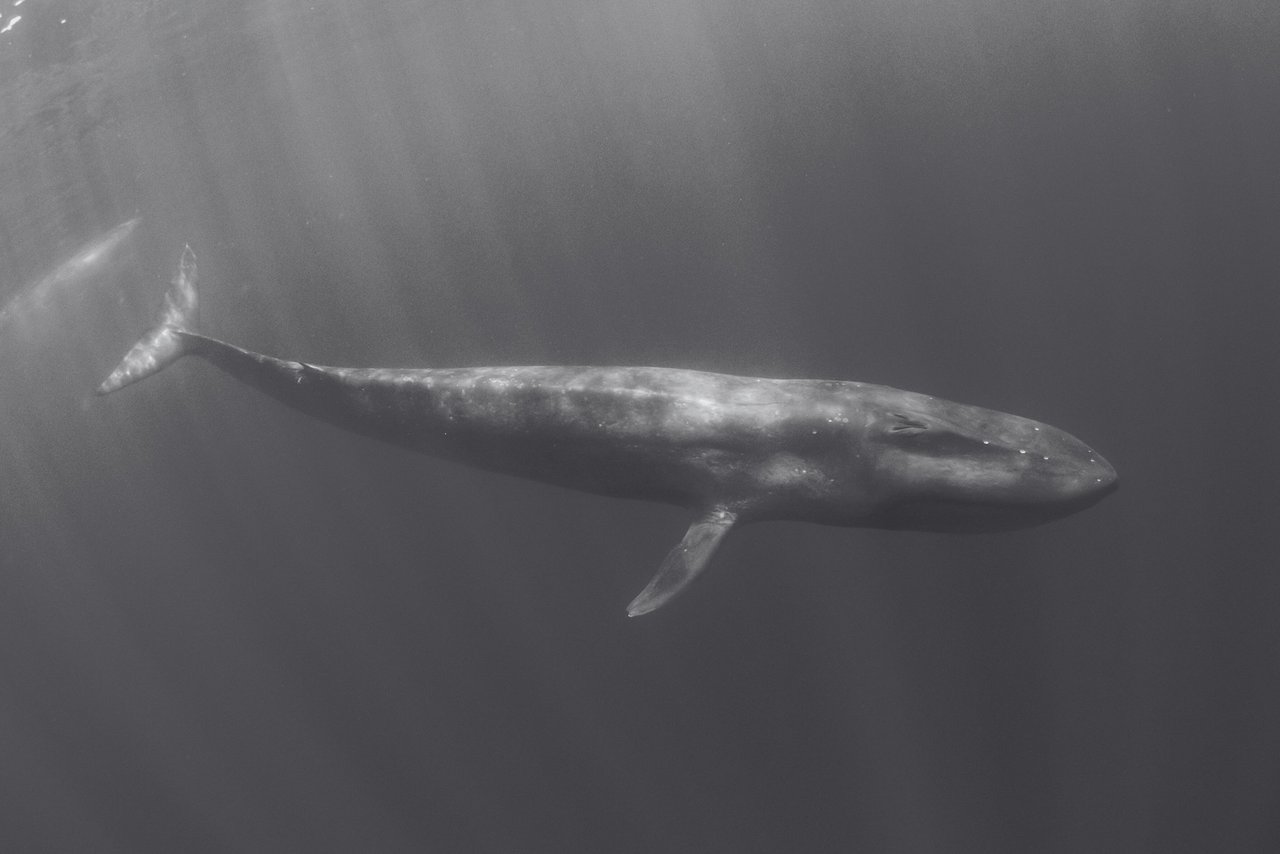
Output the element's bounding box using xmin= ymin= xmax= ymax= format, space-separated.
xmin=177 ymin=339 xmax=1116 ymax=532
xmin=99 ymin=248 xmax=1118 ymax=614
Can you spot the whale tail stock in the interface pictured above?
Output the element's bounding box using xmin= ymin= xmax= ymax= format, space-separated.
xmin=98 ymin=245 xmax=198 ymax=395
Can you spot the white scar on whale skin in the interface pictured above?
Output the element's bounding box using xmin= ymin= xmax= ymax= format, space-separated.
xmin=99 ymin=247 xmax=1118 ymax=616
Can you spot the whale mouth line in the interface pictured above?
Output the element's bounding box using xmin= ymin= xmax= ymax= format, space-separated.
xmin=871 ymin=483 xmax=1117 ymax=533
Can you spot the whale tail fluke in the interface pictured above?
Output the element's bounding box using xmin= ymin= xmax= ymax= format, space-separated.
xmin=98 ymin=245 xmax=198 ymax=395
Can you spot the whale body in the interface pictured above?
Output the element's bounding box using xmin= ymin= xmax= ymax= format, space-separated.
xmin=0 ymin=217 xmax=139 ymax=330
xmin=99 ymin=247 xmax=1118 ymax=615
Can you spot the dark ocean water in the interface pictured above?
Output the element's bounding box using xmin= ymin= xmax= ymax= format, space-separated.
xmin=1 ymin=1 xmax=1278 ymax=851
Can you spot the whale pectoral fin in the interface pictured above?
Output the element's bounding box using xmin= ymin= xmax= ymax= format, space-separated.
xmin=626 ymin=507 xmax=738 ymax=617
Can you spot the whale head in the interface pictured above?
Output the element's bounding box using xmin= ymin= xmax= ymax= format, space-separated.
xmin=857 ymin=387 xmax=1118 ymax=532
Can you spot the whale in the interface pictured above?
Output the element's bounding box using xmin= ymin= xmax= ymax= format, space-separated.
xmin=1 ymin=217 xmax=139 ymax=330
xmin=99 ymin=247 xmax=1118 ymax=615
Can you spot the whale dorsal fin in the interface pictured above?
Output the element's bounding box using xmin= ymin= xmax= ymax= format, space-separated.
xmin=627 ymin=507 xmax=738 ymax=617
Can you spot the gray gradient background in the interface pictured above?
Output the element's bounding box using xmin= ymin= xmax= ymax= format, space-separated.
xmin=0 ymin=1 xmax=1277 ymax=851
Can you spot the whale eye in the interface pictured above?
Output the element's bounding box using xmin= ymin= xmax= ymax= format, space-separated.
xmin=889 ymin=413 xmax=929 ymax=435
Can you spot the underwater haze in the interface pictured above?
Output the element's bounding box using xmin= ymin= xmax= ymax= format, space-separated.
xmin=1 ymin=1 xmax=1278 ymax=852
